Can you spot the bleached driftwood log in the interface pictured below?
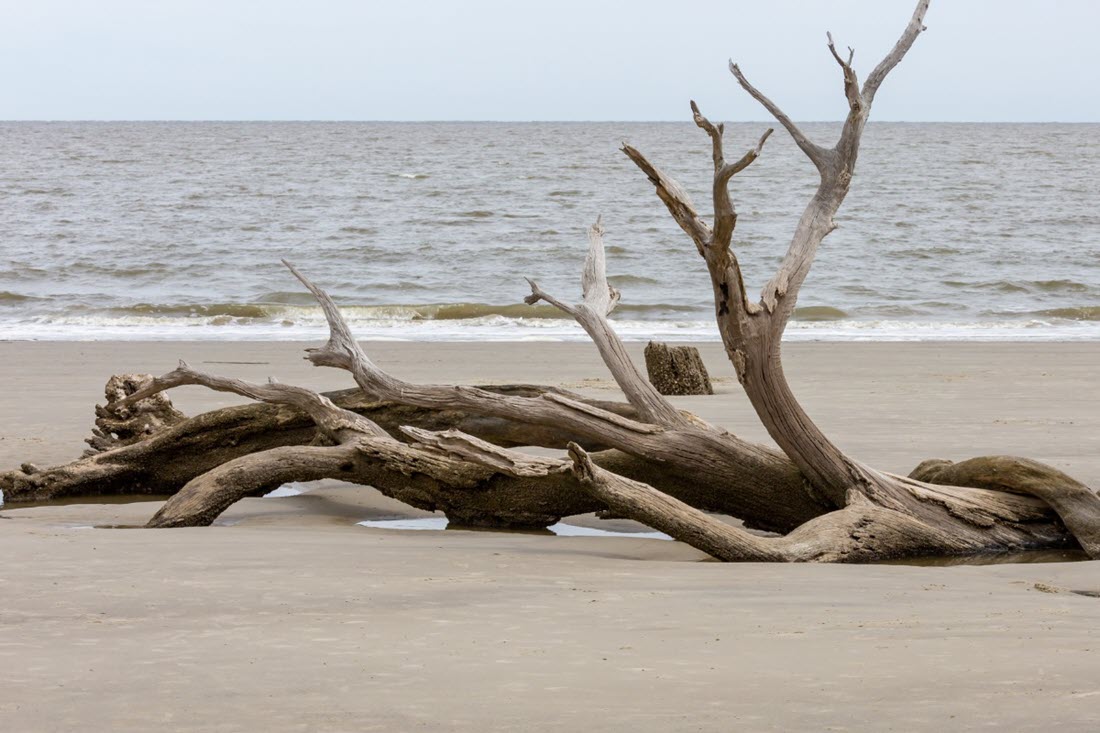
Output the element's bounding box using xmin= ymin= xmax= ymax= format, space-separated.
xmin=4 ymin=0 xmax=1098 ymax=562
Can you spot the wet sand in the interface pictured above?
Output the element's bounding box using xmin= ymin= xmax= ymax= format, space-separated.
xmin=1 ymin=341 xmax=1099 ymax=731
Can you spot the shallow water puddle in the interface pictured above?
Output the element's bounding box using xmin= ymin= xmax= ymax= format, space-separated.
xmin=263 ymin=484 xmax=306 ymax=498
xmin=884 ymin=549 xmax=1090 ymax=566
xmin=357 ymin=516 xmax=672 ymax=540
xmin=4 ymin=494 xmax=172 ymax=510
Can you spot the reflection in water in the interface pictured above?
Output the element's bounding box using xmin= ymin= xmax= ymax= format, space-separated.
xmin=15 ymin=499 xmax=1090 ymax=567
xmin=356 ymin=518 xmax=1091 ymax=565
xmin=357 ymin=516 xmax=671 ymax=540
xmin=3 ymin=494 xmax=171 ymax=510
xmin=263 ymin=484 xmax=306 ymax=498
xmin=885 ymin=549 xmax=1089 ymax=567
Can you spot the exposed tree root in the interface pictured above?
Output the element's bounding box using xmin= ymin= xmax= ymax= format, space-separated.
xmin=912 ymin=457 xmax=1100 ymax=558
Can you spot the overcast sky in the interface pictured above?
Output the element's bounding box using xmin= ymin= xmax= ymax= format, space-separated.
xmin=4 ymin=0 xmax=1098 ymax=122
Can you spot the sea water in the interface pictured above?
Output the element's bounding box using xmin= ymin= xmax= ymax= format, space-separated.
xmin=2 ymin=121 xmax=1098 ymax=341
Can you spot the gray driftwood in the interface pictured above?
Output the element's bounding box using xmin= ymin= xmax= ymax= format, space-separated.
xmin=4 ymin=0 xmax=1099 ymax=562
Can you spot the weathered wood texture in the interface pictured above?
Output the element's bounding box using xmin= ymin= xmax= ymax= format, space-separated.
xmin=609 ymin=0 xmax=1098 ymax=560
xmin=643 ymin=342 xmax=713 ymax=396
xmin=0 ymin=378 xmax=633 ymax=504
xmin=4 ymin=0 xmax=1099 ymax=562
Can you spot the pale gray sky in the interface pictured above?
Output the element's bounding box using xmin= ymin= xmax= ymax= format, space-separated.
xmin=3 ymin=0 xmax=1098 ymax=121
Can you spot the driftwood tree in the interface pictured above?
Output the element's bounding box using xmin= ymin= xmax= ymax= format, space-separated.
xmin=4 ymin=0 xmax=1099 ymax=562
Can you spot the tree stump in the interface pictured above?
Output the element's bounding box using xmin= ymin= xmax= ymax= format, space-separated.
xmin=85 ymin=373 xmax=187 ymax=456
xmin=643 ymin=342 xmax=713 ymax=396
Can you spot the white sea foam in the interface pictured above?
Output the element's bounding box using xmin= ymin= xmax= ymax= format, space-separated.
xmin=2 ymin=313 xmax=1099 ymax=342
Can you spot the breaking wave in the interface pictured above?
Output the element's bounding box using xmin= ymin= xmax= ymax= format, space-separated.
xmin=4 ymin=299 xmax=1100 ymax=342
xmin=792 ymin=306 xmax=848 ymax=321
xmin=0 ymin=291 xmax=41 ymax=304
xmin=81 ymin=300 xmax=704 ymax=324
xmin=1028 ymin=306 xmax=1100 ymax=321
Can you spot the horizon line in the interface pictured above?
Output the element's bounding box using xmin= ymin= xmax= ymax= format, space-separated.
xmin=2 ymin=119 xmax=1099 ymax=125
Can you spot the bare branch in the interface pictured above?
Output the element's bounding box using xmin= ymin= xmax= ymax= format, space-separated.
xmin=286 ymin=262 xmax=698 ymax=444
xmin=690 ymin=99 xmax=725 ymax=172
xmin=621 ymin=143 xmax=712 ymax=253
xmin=523 ymin=220 xmax=687 ymax=427
xmin=525 ymin=218 xmax=620 ymax=317
xmin=146 ymin=444 xmax=369 ymax=528
xmin=756 ymin=0 xmax=931 ymax=326
xmin=729 ymin=61 xmax=831 ymax=170
xmin=826 ymin=31 xmax=862 ymax=111
xmin=579 ymin=217 xmax=621 ymax=316
xmin=282 ymin=260 xmax=358 ymax=371
xmin=711 ymin=122 xmax=773 ymax=248
xmin=283 ymin=260 xmax=409 ymax=398
xmin=683 ymin=103 xmax=769 ymax=333
xmin=719 ymin=127 xmax=773 ymax=183
xmin=689 ymin=101 xmax=770 ymax=247
xmin=624 ymin=125 xmax=767 ymax=332
xmin=861 ymin=0 xmax=930 ymax=103
xmin=113 ymin=361 xmax=388 ymax=441
xmin=568 ymin=442 xmax=784 ymax=561
xmin=523 ymin=276 xmax=575 ymax=316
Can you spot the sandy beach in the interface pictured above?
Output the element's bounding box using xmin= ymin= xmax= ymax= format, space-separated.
xmin=2 ymin=340 xmax=1099 ymax=731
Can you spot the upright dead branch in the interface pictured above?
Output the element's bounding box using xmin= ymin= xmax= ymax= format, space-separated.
xmin=284 ymin=253 xmax=1089 ymax=560
xmin=624 ymin=0 xmax=933 ymax=508
xmin=524 ymin=219 xmax=691 ymax=428
xmin=615 ymin=0 xmax=1099 ymax=559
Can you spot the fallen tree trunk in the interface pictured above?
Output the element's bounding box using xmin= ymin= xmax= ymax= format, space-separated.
xmin=279 ymin=254 xmax=1087 ymax=556
xmin=0 ymin=367 xmax=811 ymax=530
xmin=0 ymin=365 xmax=819 ymax=531
xmin=4 ymin=0 xmax=1098 ymax=562
xmin=0 ymin=381 xmax=630 ymax=504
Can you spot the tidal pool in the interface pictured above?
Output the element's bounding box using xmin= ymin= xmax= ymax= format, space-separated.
xmin=357 ymin=516 xmax=672 ymax=540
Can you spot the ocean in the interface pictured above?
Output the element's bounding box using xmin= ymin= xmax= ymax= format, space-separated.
xmin=2 ymin=121 xmax=1098 ymax=341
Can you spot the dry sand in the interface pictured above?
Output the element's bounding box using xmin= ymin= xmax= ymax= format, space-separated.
xmin=1 ymin=340 xmax=1098 ymax=731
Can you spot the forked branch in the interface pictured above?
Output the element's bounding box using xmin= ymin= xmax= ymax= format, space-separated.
xmin=862 ymin=0 xmax=930 ymax=103
xmin=728 ymin=62 xmax=831 ymax=171
xmin=625 ymin=103 xmax=771 ymax=334
xmin=525 ymin=219 xmax=689 ymax=428
xmin=690 ymin=100 xmax=773 ymax=250
xmin=826 ymin=31 xmax=862 ymax=112
xmin=737 ymin=0 xmax=931 ymax=327
xmin=620 ymin=144 xmax=711 ymax=253
xmin=283 ymin=261 xmax=692 ymax=447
